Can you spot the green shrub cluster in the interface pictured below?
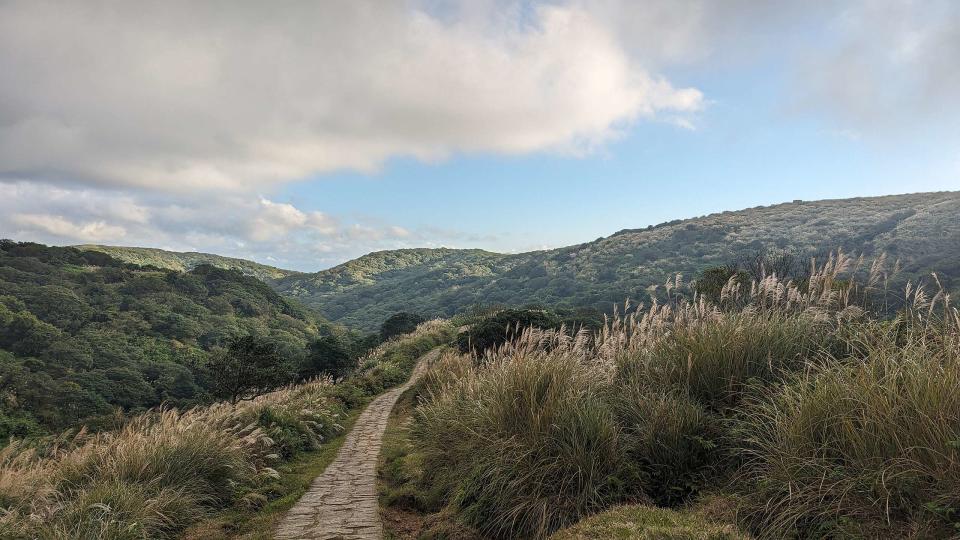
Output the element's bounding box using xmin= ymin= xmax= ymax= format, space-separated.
xmin=416 ymin=351 xmax=620 ymax=538
xmin=737 ymin=328 xmax=960 ymax=537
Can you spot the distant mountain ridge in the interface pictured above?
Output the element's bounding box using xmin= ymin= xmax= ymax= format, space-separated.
xmin=274 ymin=191 xmax=960 ymax=329
xmin=73 ymin=192 xmax=960 ymax=330
xmin=76 ymin=245 xmax=299 ymax=282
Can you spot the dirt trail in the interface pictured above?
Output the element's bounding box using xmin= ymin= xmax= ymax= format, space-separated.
xmin=275 ymin=349 xmax=438 ymax=540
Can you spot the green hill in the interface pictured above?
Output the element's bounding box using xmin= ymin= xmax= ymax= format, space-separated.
xmin=0 ymin=241 xmax=326 ymax=438
xmin=76 ymin=245 xmax=299 ymax=282
xmin=275 ymin=191 xmax=960 ymax=330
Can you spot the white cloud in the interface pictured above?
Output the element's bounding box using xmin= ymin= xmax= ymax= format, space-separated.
xmin=389 ymin=226 xmax=412 ymax=238
xmin=0 ymin=1 xmax=703 ymax=193
xmin=0 ymin=181 xmax=484 ymax=270
xmin=580 ymin=0 xmax=960 ymax=133
xmin=792 ymin=0 xmax=960 ymax=130
xmin=10 ymin=213 xmax=127 ymax=242
xmin=248 ymin=198 xmax=339 ymax=242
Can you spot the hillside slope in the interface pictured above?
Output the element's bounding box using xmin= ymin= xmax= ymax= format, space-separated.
xmin=0 ymin=241 xmax=325 ymax=438
xmin=275 ymin=191 xmax=960 ymax=329
xmin=76 ymin=244 xmax=299 ymax=281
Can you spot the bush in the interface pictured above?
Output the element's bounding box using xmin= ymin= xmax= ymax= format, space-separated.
xmin=414 ymin=351 xmax=620 ymax=538
xmin=613 ymin=386 xmax=718 ymax=506
xmin=640 ymin=312 xmax=826 ymax=409
xmin=456 ymin=308 xmax=562 ymax=354
xmin=380 ymin=312 xmax=426 ymax=341
xmin=736 ymin=330 xmax=960 ymax=537
xmin=300 ymin=334 xmax=355 ymax=380
xmin=208 ymin=335 xmax=295 ymax=403
xmin=43 ymin=480 xmax=205 ymax=539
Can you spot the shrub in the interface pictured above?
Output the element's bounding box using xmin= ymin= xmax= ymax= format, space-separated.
xmin=207 ymin=335 xmax=295 ymax=404
xmin=736 ymin=330 xmax=960 ymax=537
xmin=380 ymin=312 xmax=426 ymax=341
xmin=613 ymin=385 xmax=718 ymax=506
xmin=640 ymin=312 xmax=826 ymax=409
xmin=456 ymin=308 xmax=562 ymax=354
xmin=694 ymin=265 xmax=749 ymax=306
xmin=300 ymin=334 xmax=355 ymax=380
xmin=414 ymin=349 xmax=620 ymax=539
xmin=41 ymin=480 xmax=205 ymax=539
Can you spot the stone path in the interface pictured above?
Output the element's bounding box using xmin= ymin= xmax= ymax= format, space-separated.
xmin=275 ymin=349 xmax=439 ymax=540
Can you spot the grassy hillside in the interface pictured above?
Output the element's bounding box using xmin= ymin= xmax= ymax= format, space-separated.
xmin=397 ymin=257 xmax=960 ymax=538
xmin=76 ymin=245 xmax=299 ymax=282
xmin=276 ymin=191 xmax=960 ymax=329
xmin=0 ymin=241 xmax=325 ymax=439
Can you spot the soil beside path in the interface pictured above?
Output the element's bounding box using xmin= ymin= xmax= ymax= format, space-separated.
xmin=275 ymin=349 xmax=440 ymax=540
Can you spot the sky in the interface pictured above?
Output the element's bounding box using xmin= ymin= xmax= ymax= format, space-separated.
xmin=1 ymin=1 xmax=958 ymax=271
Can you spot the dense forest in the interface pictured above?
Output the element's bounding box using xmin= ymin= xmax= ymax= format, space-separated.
xmin=77 ymin=244 xmax=299 ymax=282
xmin=275 ymin=191 xmax=960 ymax=329
xmin=0 ymin=241 xmax=370 ymax=440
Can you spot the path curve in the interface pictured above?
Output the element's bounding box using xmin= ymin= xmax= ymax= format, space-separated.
xmin=275 ymin=349 xmax=439 ymax=540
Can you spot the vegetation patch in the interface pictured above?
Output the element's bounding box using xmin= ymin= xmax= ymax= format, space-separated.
xmin=0 ymin=322 xmax=452 ymax=539
xmin=274 ymin=192 xmax=960 ymax=329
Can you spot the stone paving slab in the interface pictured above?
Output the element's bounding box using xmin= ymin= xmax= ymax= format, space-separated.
xmin=275 ymin=349 xmax=439 ymax=540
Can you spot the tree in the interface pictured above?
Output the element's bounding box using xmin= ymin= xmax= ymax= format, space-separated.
xmin=694 ymin=265 xmax=749 ymax=305
xmin=379 ymin=312 xmax=425 ymax=341
xmin=208 ymin=335 xmax=294 ymax=404
xmin=457 ymin=309 xmax=563 ymax=354
xmin=299 ymin=335 xmax=354 ymax=381
xmin=735 ymin=248 xmax=814 ymax=282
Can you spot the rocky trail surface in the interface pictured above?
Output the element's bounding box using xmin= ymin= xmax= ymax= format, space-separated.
xmin=275 ymin=349 xmax=439 ymax=540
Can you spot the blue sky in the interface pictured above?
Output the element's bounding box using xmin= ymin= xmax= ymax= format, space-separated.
xmin=1 ymin=1 xmax=958 ymax=271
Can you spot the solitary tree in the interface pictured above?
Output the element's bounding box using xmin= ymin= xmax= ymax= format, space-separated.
xmin=694 ymin=265 xmax=749 ymax=305
xmin=299 ymin=335 xmax=355 ymax=381
xmin=208 ymin=335 xmax=294 ymax=404
xmin=456 ymin=309 xmax=562 ymax=354
xmin=379 ymin=312 xmax=425 ymax=342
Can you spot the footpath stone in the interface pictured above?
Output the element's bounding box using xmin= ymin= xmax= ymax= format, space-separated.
xmin=275 ymin=349 xmax=439 ymax=540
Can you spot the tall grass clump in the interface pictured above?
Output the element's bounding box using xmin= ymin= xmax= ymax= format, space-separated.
xmin=737 ymin=322 xmax=960 ymax=538
xmin=639 ymin=312 xmax=828 ymax=409
xmin=0 ymin=321 xmax=452 ymax=539
xmin=612 ymin=386 xmax=717 ymax=506
xmin=414 ymin=332 xmax=621 ymax=539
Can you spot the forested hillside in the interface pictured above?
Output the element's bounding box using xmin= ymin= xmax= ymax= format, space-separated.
xmin=77 ymin=244 xmax=299 ymax=282
xmin=276 ymin=191 xmax=960 ymax=329
xmin=0 ymin=241 xmax=325 ymax=439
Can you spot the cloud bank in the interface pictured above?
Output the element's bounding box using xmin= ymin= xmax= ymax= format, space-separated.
xmin=0 ymin=0 xmax=703 ymax=193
